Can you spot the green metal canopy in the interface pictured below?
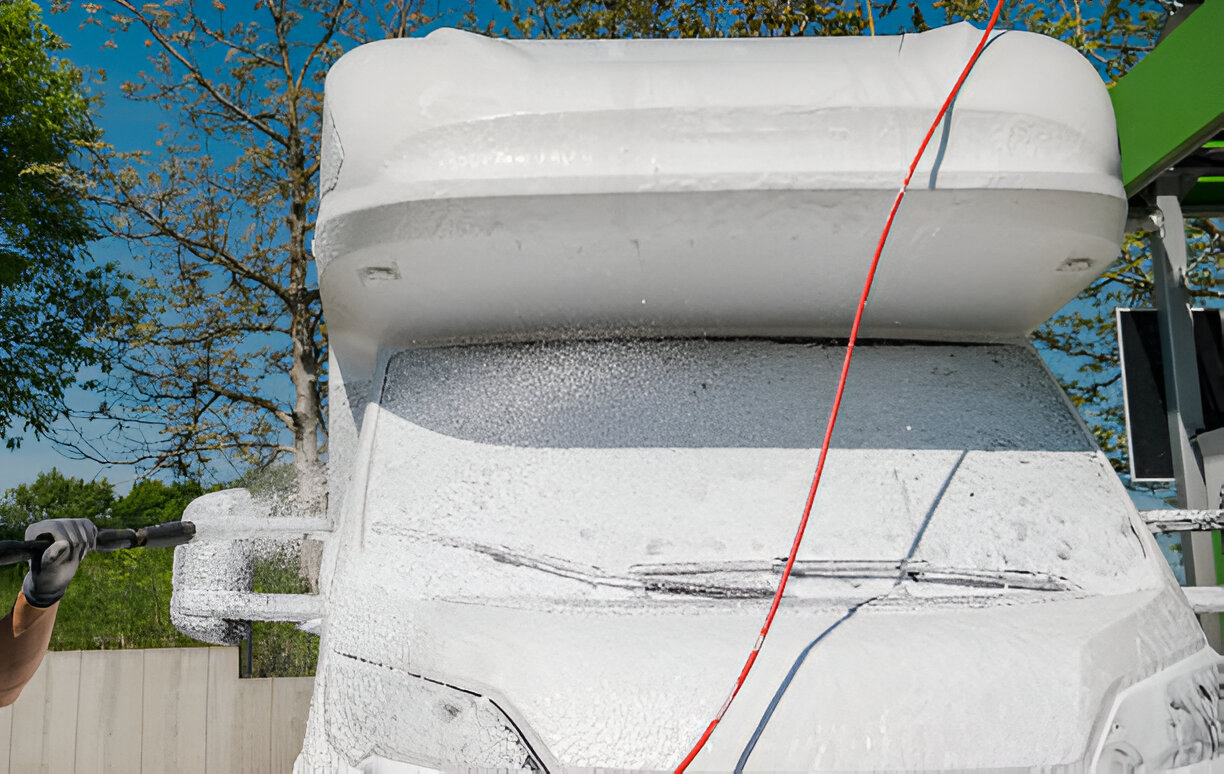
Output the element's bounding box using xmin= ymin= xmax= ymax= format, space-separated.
xmin=1110 ymin=0 xmax=1224 ymax=212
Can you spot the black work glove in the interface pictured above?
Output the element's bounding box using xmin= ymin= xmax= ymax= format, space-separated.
xmin=22 ymin=519 xmax=97 ymax=608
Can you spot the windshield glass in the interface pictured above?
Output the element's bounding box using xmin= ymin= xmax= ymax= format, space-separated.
xmin=365 ymin=339 xmax=1160 ymax=599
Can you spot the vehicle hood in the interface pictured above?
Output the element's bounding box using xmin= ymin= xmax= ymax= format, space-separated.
xmin=696 ymin=585 xmax=1203 ymax=771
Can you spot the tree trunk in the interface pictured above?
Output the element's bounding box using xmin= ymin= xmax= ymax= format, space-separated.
xmin=287 ymin=120 xmax=324 ymax=513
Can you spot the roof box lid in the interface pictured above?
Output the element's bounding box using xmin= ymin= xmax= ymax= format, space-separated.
xmin=315 ymin=25 xmax=1125 ymax=369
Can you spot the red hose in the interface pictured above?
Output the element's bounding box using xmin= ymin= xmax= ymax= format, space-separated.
xmin=673 ymin=6 xmax=1007 ymax=770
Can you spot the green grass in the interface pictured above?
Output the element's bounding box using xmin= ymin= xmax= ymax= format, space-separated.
xmin=249 ymin=549 xmax=318 ymax=677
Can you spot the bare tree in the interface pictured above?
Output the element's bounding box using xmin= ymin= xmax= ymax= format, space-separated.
xmin=54 ymin=0 xmax=439 ymax=497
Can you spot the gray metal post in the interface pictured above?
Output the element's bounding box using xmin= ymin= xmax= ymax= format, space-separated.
xmin=1152 ymin=188 xmax=1222 ymax=650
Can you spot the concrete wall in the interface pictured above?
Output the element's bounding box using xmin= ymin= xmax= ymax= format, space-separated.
xmin=0 ymin=647 xmax=313 ymax=774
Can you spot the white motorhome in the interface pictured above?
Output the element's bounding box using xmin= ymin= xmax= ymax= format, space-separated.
xmin=173 ymin=23 xmax=1222 ymax=772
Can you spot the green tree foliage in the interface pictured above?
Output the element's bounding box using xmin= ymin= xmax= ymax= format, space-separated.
xmin=107 ymin=478 xmax=204 ymax=528
xmin=496 ymin=0 xmax=874 ymax=37
xmin=0 ymin=0 xmax=122 ymax=450
xmin=0 ymin=468 xmax=114 ymax=540
xmin=495 ymin=0 xmax=1164 ymax=68
xmin=0 ymin=469 xmax=202 ymax=539
xmin=923 ymin=0 xmax=1162 ymax=80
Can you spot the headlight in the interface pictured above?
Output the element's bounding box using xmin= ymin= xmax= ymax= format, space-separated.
xmin=1093 ymin=647 xmax=1223 ymax=772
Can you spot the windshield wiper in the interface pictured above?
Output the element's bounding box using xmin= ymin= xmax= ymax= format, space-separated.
xmin=781 ymin=559 xmax=1079 ymax=592
xmin=628 ymin=559 xmax=1079 ymax=593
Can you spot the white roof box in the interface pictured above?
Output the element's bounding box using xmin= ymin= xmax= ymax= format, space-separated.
xmin=316 ymin=25 xmax=1125 ymax=369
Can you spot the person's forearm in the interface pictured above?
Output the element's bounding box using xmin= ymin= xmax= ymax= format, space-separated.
xmin=0 ymin=592 xmax=57 ymax=707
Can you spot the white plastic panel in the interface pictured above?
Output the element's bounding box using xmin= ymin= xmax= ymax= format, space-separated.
xmin=315 ymin=25 xmax=1126 ymax=371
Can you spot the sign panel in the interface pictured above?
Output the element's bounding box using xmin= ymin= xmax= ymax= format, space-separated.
xmin=1117 ymin=307 xmax=1224 ymax=482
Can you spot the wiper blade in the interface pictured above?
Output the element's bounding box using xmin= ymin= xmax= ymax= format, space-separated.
xmin=628 ymin=561 xmax=776 ymax=598
xmin=629 ymin=559 xmax=1078 ymax=593
xmin=782 ymin=559 xmax=1078 ymax=592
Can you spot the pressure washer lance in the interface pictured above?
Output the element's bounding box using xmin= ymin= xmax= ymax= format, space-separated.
xmin=0 ymin=521 xmax=197 ymax=567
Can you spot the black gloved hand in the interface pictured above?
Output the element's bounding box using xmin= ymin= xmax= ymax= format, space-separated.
xmin=22 ymin=519 xmax=97 ymax=608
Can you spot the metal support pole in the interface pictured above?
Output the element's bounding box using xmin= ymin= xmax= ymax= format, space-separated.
xmin=1152 ymin=187 xmax=1222 ymax=650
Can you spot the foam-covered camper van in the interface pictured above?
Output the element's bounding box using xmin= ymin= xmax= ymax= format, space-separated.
xmin=173 ymin=24 xmax=1222 ymax=772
